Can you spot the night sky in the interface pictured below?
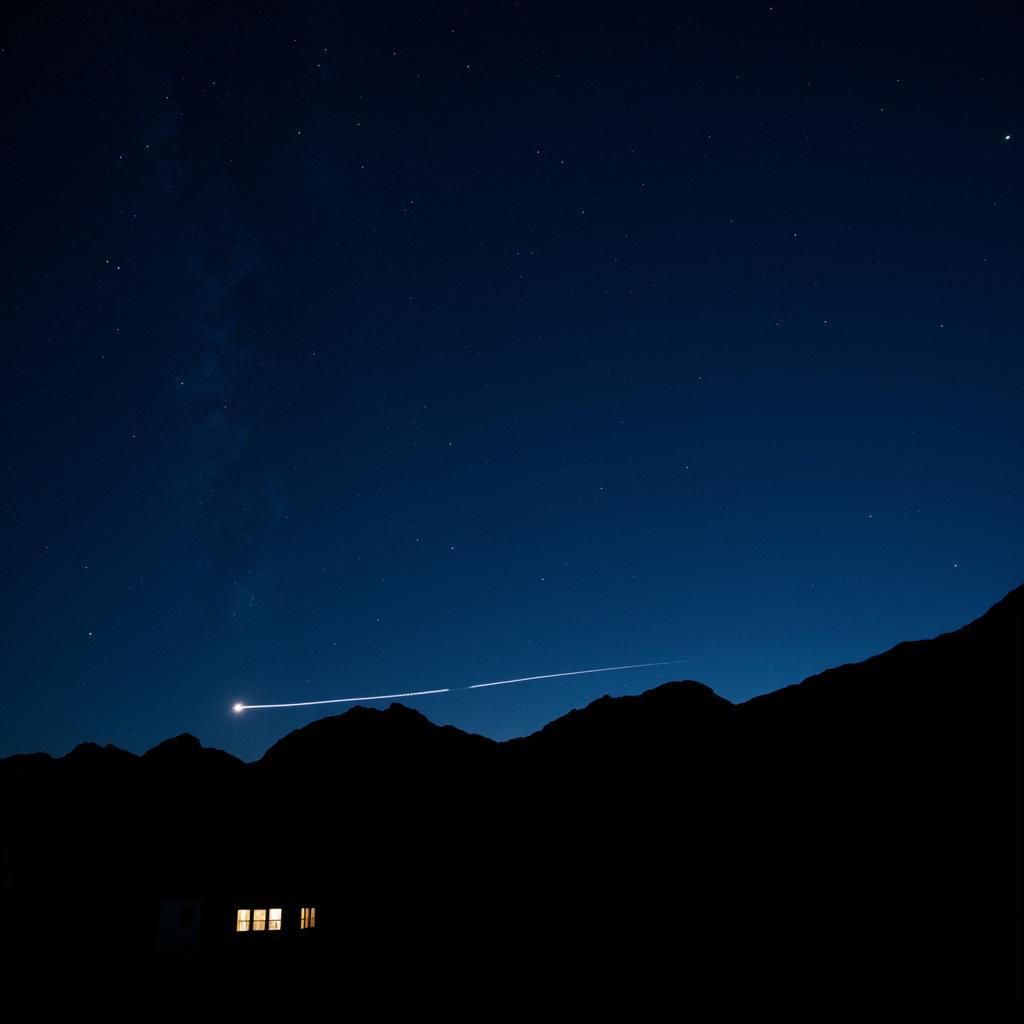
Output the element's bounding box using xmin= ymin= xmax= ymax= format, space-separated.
xmin=3 ymin=2 xmax=1021 ymax=763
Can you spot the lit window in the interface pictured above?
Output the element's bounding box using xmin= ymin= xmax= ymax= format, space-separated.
xmin=253 ymin=909 xmax=266 ymax=931
xmin=236 ymin=909 xmax=250 ymax=933
xmin=268 ymin=908 xmax=282 ymax=931
xmin=300 ymin=907 xmax=316 ymax=929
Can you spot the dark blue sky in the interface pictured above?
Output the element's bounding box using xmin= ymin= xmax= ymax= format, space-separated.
xmin=3 ymin=2 xmax=1021 ymax=762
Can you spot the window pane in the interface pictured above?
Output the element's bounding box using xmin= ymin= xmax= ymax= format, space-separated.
xmin=269 ymin=908 xmax=281 ymax=931
xmin=236 ymin=909 xmax=250 ymax=932
xmin=310 ymin=907 xmax=315 ymax=928
xmin=253 ymin=909 xmax=266 ymax=931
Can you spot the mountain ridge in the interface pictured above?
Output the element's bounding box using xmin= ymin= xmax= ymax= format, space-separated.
xmin=3 ymin=581 xmax=1019 ymax=769
xmin=0 ymin=581 xmax=1018 ymax=1008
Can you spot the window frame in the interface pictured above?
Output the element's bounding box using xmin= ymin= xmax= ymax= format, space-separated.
xmin=236 ymin=906 xmax=285 ymax=934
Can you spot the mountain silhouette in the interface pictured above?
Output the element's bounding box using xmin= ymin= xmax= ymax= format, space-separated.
xmin=1 ymin=584 xmax=1018 ymax=1010
xmin=259 ymin=701 xmax=497 ymax=772
xmin=143 ymin=731 xmax=244 ymax=772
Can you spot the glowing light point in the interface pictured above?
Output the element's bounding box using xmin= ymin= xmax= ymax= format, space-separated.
xmin=232 ymin=702 xmax=245 ymax=714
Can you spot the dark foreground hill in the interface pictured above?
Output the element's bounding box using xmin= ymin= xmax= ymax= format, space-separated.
xmin=1 ymin=586 xmax=1019 ymax=1011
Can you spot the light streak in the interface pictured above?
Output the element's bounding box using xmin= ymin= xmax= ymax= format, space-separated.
xmin=466 ymin=660 xmax=684 ymax=689
xmin=234 ymin=688 xmax=452 ymax=711
xmin=232 ymin=660 xmax=689 ymax=713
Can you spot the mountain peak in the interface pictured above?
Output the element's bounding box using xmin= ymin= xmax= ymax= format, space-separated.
xmin=141 ymin=733 xmax=244 ymax=774
xmin=258 ymin=698 xmax=495 ymax=770
xmin=63 ymin=741 xmax=136 ymax=766
xmin=510 ymin=677 xmax=733 ymax=756
xmin=143 ymin=733 xmax=203 ymax=759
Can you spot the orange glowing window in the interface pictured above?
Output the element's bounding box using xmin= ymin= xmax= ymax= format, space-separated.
xmin=253 ymin=909 xmax=267 ymax=931
xmin=236 ymin=909 xmax=251 ymax=932
xmin=300 ymin=907 xmax=316 ymax=929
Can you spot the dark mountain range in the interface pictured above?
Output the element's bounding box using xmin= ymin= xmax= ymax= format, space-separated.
xmin=1 ymin=585 xmax=1019 ymax=1010
xmin=259 ymin=700 xmax=498 ymax=772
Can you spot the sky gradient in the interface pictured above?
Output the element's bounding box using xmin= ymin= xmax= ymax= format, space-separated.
xmin=3 ymin=2 xmax=1021 ymax=762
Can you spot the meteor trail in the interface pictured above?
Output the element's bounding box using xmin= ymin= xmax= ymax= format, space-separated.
xmin=465 ymin=661 xmax=686 ymax=689
xmin=232 ymin=660 xmax=689 ymax=713
xmin=234 ymin=688 xmax=453 ymax=712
